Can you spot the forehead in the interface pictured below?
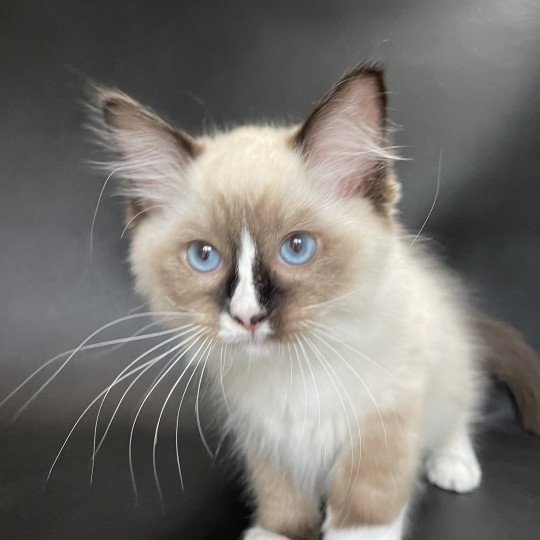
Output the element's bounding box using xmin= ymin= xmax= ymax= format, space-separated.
xmin=180 ymin=126 xmax=326 ymax=246
xmin=195 ymin=125 xmax=303 ymax=195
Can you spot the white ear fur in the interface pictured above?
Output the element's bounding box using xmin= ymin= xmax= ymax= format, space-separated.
xmin=294 ymin=65 xmax=398 ymax=201
xmin=89 ymin=88 xmax=201 ymax=214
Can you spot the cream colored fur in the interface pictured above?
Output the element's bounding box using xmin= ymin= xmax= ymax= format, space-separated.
xmin=96 ymin=67 xmax=485 ymax=539
xmin=126 ymin=126 xmax=483 ymax=539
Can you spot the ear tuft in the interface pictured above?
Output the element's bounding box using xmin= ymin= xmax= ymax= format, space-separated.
xmin=293 ymin=63 xmax=400 ymax=214
xmin=88 ymin=86 xmax=201 ymax=224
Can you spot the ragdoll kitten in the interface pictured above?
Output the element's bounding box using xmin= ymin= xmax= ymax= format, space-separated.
xmin=92 ymin=65 xmax=540 ymax=540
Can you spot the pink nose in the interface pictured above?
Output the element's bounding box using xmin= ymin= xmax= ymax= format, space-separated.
xmin=232 ymin=312 xmax=267 ymax=331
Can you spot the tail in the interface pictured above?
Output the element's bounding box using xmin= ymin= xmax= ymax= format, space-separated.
xmin=475 ymin=314 xmax=540 ymax=435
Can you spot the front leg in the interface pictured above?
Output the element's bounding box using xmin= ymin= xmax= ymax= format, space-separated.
xmin=243 ymin=452 xmax=321 ymax=540
xmin=324 ymin=407 xmax=420 ymax=540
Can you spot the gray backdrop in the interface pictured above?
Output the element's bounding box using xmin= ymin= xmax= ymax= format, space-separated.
xmin=0 ymin=1 xmax=539 ymax=538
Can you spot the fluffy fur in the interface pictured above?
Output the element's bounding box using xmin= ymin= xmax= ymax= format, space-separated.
xmin=94 ymin=66 xmax=492 ymax=539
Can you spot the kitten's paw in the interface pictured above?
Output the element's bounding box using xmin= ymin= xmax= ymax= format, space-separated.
xmin=323 ymin=508 xmax=404 ymax=539
xmin=324 ymin=527 xmax=401 ymax=540
xmin=243 ymin=526 xmax=290 ymax=540
xmin=425 ymin=452 xmax=481 ymax=493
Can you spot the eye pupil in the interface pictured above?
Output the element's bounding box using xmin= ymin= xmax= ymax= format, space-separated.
xmin=291 ymin=237 xmax=303 ymax=253
xmin=200 ymin=245 xmax=212 ymax=261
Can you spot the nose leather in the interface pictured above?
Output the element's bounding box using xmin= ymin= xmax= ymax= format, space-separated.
xmin=233 ymin=310 xmax=269 ymax=331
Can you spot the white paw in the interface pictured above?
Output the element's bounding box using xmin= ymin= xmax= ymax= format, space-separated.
xmin=324 ymin=526 xmax=401 ymax=540
xmin=243 ymin=526 xmax=290 ymax=540
xmin=425 ymin=452 xmax=481 ymax=493
xmin=323 ymin=508 xmax=405 ymax=539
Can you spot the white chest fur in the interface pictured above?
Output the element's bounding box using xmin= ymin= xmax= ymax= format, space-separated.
xmin=216 ymin=330 xmax=421 ymax=494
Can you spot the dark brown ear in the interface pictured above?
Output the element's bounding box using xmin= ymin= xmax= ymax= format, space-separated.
xmin=293 ymin=64 xmax=400 ymax=212
xmin=91 ymin=88 xmax=201 ymax=225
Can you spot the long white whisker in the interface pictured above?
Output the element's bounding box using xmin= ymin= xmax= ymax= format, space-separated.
xmin=309 ymin=322 xmax=393 ymax=379
xmin=129 ymin=333 xmax=206 ymax=504
xmin=302 ymin=287 xmax=362 ymax=311
xmin=195 ymin=339 xmax=218 ymax=459
xmin=90 ymin=320 xmax=164 ymax=357
xmin=304 ymin=335 xmax=361 ymax=497
xmin=152 ymin=336 xmax=212 ymax=510
xmin=410 ymin=149 xmax=442 ymax=247
xmin=127 ymin=303 xmax=146 ymax=315
xmin=310 ymin=330 xmax=387 ymax=448
xmin=306 ymin=333 xmax=365 ymax=494
xmin=211 ymin=325 xmax=231 ymax=448
xmin=286 ymin=343 xmax=294 ymax=399
xmin=297 ymin=337 xmax=321 ymax=442
xmin=134 ymin=338 xmax=192 ymax=412
xmin=46 ymin=348 xmax=180 ymax=484
xmin=120 ymin=205 xmax=161 ymax=238
xmin=90 ymin=169 xmax=117 ymax=259
xmin=292 ymin=340 xmax=308 ymax=453
xmin=2 ymin=311 xmax=197 ymax=415
xmin=213 ymin=429 xmax=227 ymax=461
xmin=218 ymin=343 xmax=232 ymax=416
xmin=90 ymin=326 xmax=202 ymax=482
xmin=174 ymin=339 xmax=211 ymax=490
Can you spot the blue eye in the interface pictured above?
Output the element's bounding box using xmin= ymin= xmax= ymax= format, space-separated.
xmin=186 ymin=241 xmax=222 ymax=272
xmin=279 ymin=232 xmax=317 ymax=266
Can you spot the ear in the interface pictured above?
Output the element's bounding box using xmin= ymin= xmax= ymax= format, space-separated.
xmin=90 ymin=87 xmax=201 ymax=224
xmin=293 ymin=64 xmax=400 ymax=213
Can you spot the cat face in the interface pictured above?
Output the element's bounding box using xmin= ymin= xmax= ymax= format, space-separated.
xmin=93 ymin=65 xmax=401 ymax=352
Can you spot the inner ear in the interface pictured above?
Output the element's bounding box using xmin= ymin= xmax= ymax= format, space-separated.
xmin=90 ymin=88 xmax=202 ymax=226
xmin=292 ymin=64 xmax=400 ymax=212
xmin=295 ymin=64 xmax=386 ymax=148
xmin=99 ymin=92 xmax=201 ymax=160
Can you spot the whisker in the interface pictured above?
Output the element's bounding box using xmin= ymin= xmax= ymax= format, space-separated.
xmin=310 ymin=331 xmax=387 ymax=449
xmin=89 ymin=169 xmax=117 ymax=259
xmin=45 ymin=345 xmax=184 ymax=485
xmin=303 ymin=335 xmax=361 ymax=497
xmin=1 ymin=311 xmax=198 ymax=415
xmin=302 ymin=287 xmax=362 ymax=311
xmin=286 ymin=343 xmax=294 ymax=399
xmin=195 ymin=339 xmax=218 ymax=459
xmin=90 ymin=320 xmax=164 ymax=357
xmin=297 ymin=338 xmax=321 ymax=442
xmin=133 ymin=335 xmax=194 ymax=412
xmin=218 ymin=343 xmax=232 ymax=416
xmin=173 ymin=340 xmax=208 ymax=490
xmin=153 ymin=336 xmax=213 ymax=508
xmin=410 ymin=148 xmax=442 ymax=247
xmin=90 ymin=326 xmax=202 ymax=482
xmin=127 ymin=303 xmax=146 ymax=315
xmin=120 ymin=205 xmax=161 ymax=238
xmin=129 ymin=333 xmax=207 ymax=504
xmin=308 ymin=322 xmax=394 ymax=380
xmin=213 ymin=429 xmax=228 ymax=461
xmin=208 ymin=340 xmax=233 ymax=463
xmin=291 ymin=340 xmax=308 ymax=453
xmin=307 ymin=334 xmax=365 ymax=495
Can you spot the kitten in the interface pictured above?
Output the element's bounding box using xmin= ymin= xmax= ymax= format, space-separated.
xmin=92 ymin=65 xmax=540 ymax=540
